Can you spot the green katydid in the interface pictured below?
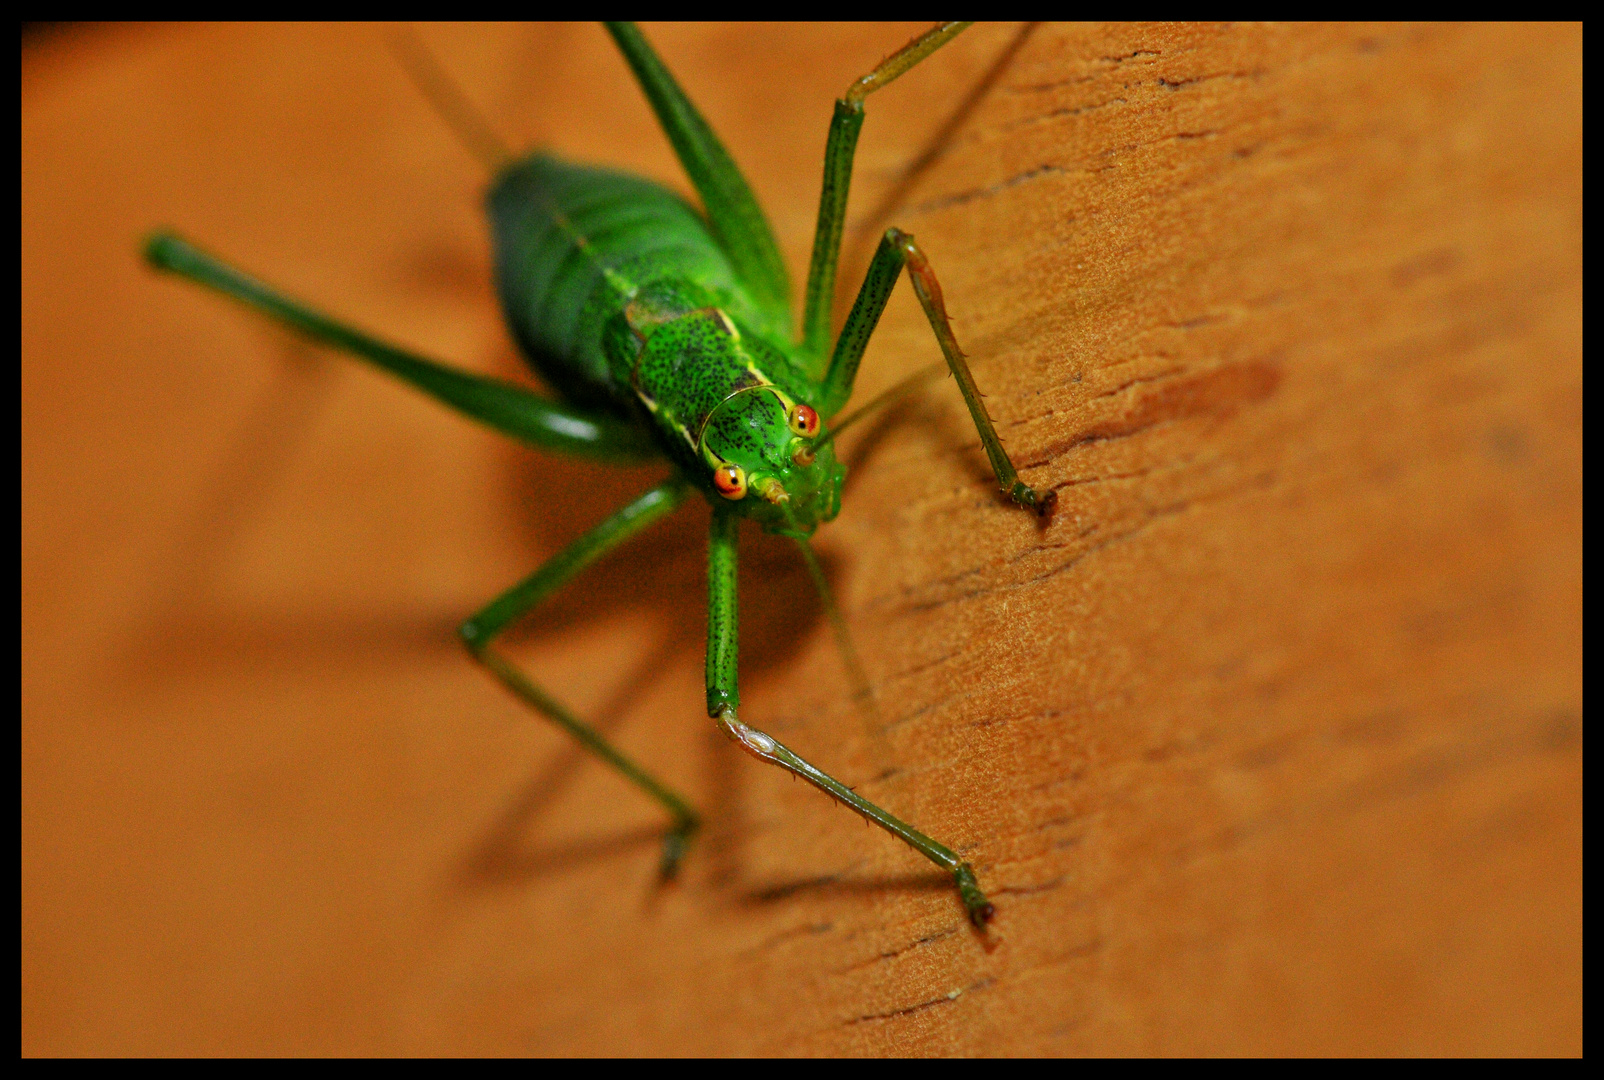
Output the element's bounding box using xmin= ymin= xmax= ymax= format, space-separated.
xmin=144 ymin=22 xmax=1053 ymax=927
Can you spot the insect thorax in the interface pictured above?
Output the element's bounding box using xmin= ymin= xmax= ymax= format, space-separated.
xmin=611 ymin=291 xmax=773 ymax=462
xmin=489 ymin=152 xmax=840 ymax=531
xmin=488 ymin=153 xmax=789 ymax=415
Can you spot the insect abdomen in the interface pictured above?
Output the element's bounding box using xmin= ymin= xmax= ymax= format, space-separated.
xmin=488 ymin=153 xmax=767 ymax=414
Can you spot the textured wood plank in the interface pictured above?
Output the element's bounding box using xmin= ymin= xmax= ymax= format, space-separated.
xmin=22 ymin=22 xmax=1580 ymax=1055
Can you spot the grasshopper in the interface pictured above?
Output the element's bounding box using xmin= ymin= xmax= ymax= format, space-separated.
xmin=145 ymin=22 xmax=1053 ymax=925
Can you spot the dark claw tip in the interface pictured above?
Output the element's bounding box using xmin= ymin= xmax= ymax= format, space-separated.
xmin=1009 ymin=482 xmax=1056 ymax=518
xmin=970 ymin=901 xmax=997 ymax=927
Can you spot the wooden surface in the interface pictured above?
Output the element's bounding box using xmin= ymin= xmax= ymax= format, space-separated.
xmin=21 ymin=23 xmax=1581 ymax=1056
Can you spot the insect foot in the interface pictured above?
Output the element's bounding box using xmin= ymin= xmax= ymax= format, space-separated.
xmin=955 ymin=864 xmax=997 ymax=926
xmin=1012 ymin=481 xmax=1058 ymax=518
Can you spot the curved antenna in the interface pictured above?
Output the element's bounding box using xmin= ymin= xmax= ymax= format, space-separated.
xmin=816 ymin=361 xmax=946 ymax=451
xmin=695 ymin=382 xmax=793 ymax=462
xmin=389 ymin=31 xmax=633 ymax=303
xmin=389 ymin=26 xmax=513 ymax=177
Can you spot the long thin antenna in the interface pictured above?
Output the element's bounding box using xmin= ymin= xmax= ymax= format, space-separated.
xmin=818 ymin=361 xmax=946 ymax=450
xmin=389 ymin=29 xmax=627 ymax=293
xmin=389 ymin=26 xmax=513 ymax=177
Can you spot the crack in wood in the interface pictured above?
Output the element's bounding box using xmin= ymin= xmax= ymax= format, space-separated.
xmin=844 ymin=977 xmax=996 ymax=1026
xmin=992 ymin=874 xmax=1068 ymax=897
xmin=838 ymin=924 xmax=961 ymax=973
xmin=909 ymin=164 xmax=1067 ymax=217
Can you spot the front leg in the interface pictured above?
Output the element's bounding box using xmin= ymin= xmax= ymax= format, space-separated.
xmin=817 ymin=229 xmax=1057 ymax=516
xmin=705 ymin=509 xmax=996 ymax=926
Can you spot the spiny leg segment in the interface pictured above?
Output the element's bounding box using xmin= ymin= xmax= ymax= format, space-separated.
xmin=801 ymin=21 xmax=972 ymax=365
xmin=818 ymin=227 xmax=1056 ymax=515
xmin=800 ymin=24 xmax=1054 ymax=516
xmin=909 ymin=230 xmax=1055 ymax=515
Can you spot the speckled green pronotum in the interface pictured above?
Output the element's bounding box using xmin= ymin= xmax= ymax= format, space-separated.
xmin=144 ymin=22 xmax=1054 ymax=926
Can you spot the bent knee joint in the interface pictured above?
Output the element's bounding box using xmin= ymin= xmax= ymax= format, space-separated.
xmin=715 ymin=706 xmax=781 ymax=763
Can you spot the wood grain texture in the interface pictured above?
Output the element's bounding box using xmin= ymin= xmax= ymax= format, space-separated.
xmin=22 ymin=22 xmax=1580 ymax=1056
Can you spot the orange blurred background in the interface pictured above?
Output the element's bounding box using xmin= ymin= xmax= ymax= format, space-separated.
xmin=23 ymin=24 xmax=1581 ymax=1055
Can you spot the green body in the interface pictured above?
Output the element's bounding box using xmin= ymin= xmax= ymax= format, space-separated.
xmin=490 ymin=154 xmax=842 ymax=530
xmin=144 ymin=22 xmax=1056 ymax=928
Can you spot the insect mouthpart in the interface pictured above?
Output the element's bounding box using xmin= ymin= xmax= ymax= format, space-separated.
xmin=754 ymin=476 xmax=789 ymax=504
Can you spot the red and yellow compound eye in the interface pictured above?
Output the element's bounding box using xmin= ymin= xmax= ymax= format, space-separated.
xmin=787 ymin=402 xmax=821 ymax=439
xmin=712 ymin=463 xmax=747 ymax=500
